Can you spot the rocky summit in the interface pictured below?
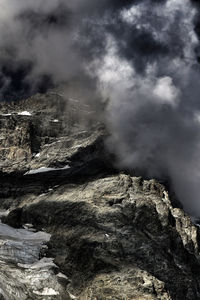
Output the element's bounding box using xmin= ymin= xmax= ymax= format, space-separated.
xmin=0 ymin=92 xmax=200 ymax=300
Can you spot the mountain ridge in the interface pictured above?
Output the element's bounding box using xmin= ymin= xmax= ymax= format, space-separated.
xmin=0 ymin=92 xmax=200 ymax=299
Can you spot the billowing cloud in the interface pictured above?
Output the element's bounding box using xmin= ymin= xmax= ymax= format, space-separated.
xmin=1 ymin=0 xmax=200 ymax=216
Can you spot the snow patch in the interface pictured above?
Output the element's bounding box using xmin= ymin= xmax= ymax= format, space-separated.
xmin=68 ymin=292 xmax=78 ymax=299
xmin=39 ymin=193 xmax=47 ymax=197
xmin=0 ymin=210 xmax=10 ymax=219
xmin=33 ymin=287 xmax=59 ymax=296
xmin=24 ymin=165 xmax=70 ymax=175
xmin=18 ymin=111 xmax=32 ymax=116
xmin=0 ymin=222 xmax=51 ymax=265
xmin=1 ymin=113 xmax=11 ymax=116
xmin=18 ymin=256 xmax=55 ymax=270
xmin=57 ymin=272 xmax=69 ymax=280
xmin=0 ymin=222 xmax=50 ymax=242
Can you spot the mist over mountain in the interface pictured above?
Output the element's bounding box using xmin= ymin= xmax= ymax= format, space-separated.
xmin=0 ymin=90 xmax=200 ymax=300
xmin=1 ymin=2 xmax=200 ymax=298
xmin=1 ymin=0 xmax=200 ymax=215
xmin=0 ymin=0 xmax=199 ymax=101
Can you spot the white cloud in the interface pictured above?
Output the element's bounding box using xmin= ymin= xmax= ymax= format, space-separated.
xmin=153 ymin=76 xmax=180 ymax=107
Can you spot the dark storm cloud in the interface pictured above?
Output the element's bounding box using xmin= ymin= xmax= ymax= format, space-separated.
xmin=0 ymin=0 xmax=170 ymax=100
xmin=18 ymin=5 xmax=72 ymax=30
xmin=96 ymin=0 xmax=200 ymax=216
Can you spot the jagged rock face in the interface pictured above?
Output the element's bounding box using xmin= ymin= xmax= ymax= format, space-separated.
xmin=0 ymin=219 xmax=68 ymax=300
xmin=0 ymin=92 xmax=200 ymax=299
xmin=5 ymin=175 xmax=200 ymax=300
xmin=0 ymin=92 xmax=105 ymax=174
xmin=0 ymin=258 xmax=69 ymax=300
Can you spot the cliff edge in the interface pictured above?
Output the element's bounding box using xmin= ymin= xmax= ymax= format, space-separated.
xmin=0 ymin=92 xmax=200 ymax=300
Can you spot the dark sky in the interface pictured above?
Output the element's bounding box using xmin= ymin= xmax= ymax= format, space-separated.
xmin=0 ymin=0 xmax=198 ymax=101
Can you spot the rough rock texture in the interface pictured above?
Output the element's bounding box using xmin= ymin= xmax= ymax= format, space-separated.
xmin=0 ymin=214 xmax=69 ymax=300
xmin=5 ymin=175 xmax=200 ymax=300
xmin=0 ymin=92 xmax=106 ymax=174
xmin=0 ymin=92 xmax=200 ymax=299
xmin=0 ymin=255 xmax=69 ymax=300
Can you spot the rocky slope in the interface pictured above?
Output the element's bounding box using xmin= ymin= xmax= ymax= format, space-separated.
xmin=0 ymin=215 xmax=68 ymax=300
xmin=0 ymin=91 xmax=200 ymax=299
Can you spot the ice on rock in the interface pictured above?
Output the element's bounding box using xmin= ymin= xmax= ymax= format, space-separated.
xmin=18 ymin=257 xmax=56 ymax=269
xmin=24 ymin=165 xmax=70 ymax=175
xmin=0 ymin=213 xmax=66 ymax=299
xmin=17 ymin=111 xmax=32 ymax=116
xmin=0 ymin=222 xmax=50 ymax=264
xmin=33 ymin=287 xmax=60 ymax=296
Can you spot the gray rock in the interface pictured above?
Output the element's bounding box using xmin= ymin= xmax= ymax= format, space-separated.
xmin=0 ymin=91 xmax=200 ymax=299
xmin=4 ymin=175 xmax=200 ymax=300
xmin=0 ymin=215 xmax=68 ymax=300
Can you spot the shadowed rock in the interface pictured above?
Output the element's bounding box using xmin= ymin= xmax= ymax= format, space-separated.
xmin=0 ymin=92 xmax=200 ymax=299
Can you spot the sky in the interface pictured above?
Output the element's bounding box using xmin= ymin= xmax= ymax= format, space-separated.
xmin=1 ymin=0 xmax=200 ymax=215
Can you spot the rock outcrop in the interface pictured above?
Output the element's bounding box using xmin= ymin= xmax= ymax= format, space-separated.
xmin=0 ymin=91 xmax=200 ymax=299
xmin=0 ymin=218 xmax=68 ymax=300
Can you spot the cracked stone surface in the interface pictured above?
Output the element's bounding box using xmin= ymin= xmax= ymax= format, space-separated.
xmin=0 ymin=92 xmax=200 ymax=299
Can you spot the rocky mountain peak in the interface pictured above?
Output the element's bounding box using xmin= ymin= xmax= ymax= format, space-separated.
xmin=0 ymin=92 xmax=200 ymax=300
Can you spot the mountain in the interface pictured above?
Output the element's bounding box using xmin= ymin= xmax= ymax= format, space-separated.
xmin=0 ymin=92 xmax=200 ymax=300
